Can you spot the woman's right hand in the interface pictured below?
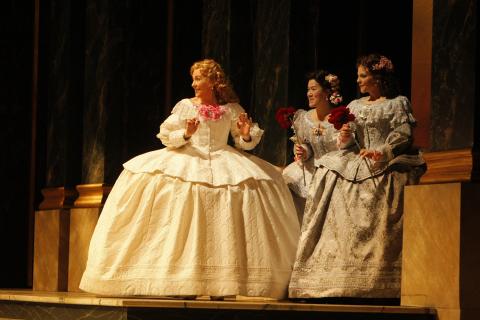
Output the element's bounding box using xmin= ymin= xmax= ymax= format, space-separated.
xmin=184 ymin=118 xmax=200 ymax=139
xmin=294 ymin=144 xmax=306 ymax=162
xmin=339 ymin=123 xmax=352 ymax=138
xmin=337 ymin=123 xmax=353 ymax=146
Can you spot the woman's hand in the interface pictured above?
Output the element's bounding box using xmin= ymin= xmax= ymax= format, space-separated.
xmin=336 ymin=123 xmax=353 ymax=146
xmin=237 ymin=112 xmax=252 ymax=141
xmin=294 ymin=144 xmax=306 ymax=162
xmin=359 ymin=149 xmax=383 ymax=161
xmin=184 ymin=118 xmax=200 ymax=139
xmin=339 ymin=123 xmax=352 ymax=138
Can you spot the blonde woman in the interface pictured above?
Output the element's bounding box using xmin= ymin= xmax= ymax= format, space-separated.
xmin=80 ymin=59 xmax=300 ymax=300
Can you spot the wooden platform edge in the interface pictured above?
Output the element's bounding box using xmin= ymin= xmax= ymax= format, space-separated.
xmin=0 ymin=290 xmax=436 ymax=315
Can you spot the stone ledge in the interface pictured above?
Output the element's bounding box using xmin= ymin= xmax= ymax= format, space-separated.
xmin=420 ymin=148 xmax=478 ymax=184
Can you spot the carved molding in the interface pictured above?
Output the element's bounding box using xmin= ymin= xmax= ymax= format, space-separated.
xmin=420 ymin=148 xmax=478 ymax=184
xmin=74 ymin=183 xmax=112 ymax=208
xmin=38 ymin=187 xmax=78 ymax=210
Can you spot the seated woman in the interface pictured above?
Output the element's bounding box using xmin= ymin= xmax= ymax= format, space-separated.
xmin=282 ymin=70 xmax=343 ymax=220
xmin=80 ymin=59 xmax=300 ymax=300
xmin=289 ymin=54 xmax=426 ymax=303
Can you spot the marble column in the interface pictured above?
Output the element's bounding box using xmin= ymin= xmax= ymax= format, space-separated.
xmin=44 ymin=0 xmax=85 ymax=189
xmin=430 ymin=0 xmax=476 ymax=151
xmin=250 ymin=0 xmax=291 ymax=165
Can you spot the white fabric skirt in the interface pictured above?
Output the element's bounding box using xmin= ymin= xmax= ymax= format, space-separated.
xmin=80 ymin=166 xmax=299 ymax=299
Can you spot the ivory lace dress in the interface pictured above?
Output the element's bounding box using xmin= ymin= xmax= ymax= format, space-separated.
xmin=282 ymin=109 xmax=338 ymax=218
xmin=80 ymin=99 xmax=300 ymax=299
xmin=288 ymin=96 xmax=425 ymax=299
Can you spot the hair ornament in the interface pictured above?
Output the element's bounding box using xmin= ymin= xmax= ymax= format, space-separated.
xmin=325 ymin=73 xmax=342 ymax=105
xmin=372 ymin=56 xmax=394 ymax=71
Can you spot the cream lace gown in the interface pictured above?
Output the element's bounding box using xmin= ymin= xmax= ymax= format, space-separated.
xmin=289 ymin=96 xmax=425 ymax=299
xmin=80 ymin=99 xmax=300 ymax=299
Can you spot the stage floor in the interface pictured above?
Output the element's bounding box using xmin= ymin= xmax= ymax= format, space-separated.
xmin=0 ymin=289 xmax=436 ymax=320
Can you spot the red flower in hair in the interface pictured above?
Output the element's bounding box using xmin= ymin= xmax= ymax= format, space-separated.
xmin=275 ymin=107 xmax=297 ymax=129
xmin=328 ymin=106 xmax=355 ymax=130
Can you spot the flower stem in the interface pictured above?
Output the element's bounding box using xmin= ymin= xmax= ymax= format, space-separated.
xmin=301 ymin=161 xmax=306 ymax=186
xmin=353 ymin=139 xmax=377 ymax=188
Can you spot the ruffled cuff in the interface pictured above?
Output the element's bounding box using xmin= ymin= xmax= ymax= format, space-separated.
xmin=236 ymin=124 xmax=263 ymax=150
xmin=377 ymin=143 xmax=394 ymax=162
xmin=166 ymin=129 xmax=190 ymax=148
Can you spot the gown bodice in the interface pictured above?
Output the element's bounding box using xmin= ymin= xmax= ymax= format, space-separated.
xmin=282 ymin=109 xmax=338 ymax=198
xmin=318 ymin=95 xmax=425 ymax=181
xmin=292 ymin=109 xmax=338 ymax=167
xmin=123 ymin=99 xmax=274 ymax=186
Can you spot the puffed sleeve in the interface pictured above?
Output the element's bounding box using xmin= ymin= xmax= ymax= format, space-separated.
xmin=228 ymin=103 xmax=264 ymax=150
xmin=156 ymin=100 xmax=192 ymax=149
xmin=377 ymin=96 xmax=415 ymax=162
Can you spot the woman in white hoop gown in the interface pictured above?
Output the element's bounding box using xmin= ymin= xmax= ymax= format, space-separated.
xmin=79 ymin=59 xmax=300 ymax=299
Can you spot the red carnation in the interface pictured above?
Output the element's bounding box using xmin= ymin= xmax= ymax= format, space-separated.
xmin=328 ymin=106 xmax=355 ymax=130
xmin=275 ymin=107 xmax=297 ymax=129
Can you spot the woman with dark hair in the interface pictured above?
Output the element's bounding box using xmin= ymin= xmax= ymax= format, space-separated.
xmin=282 ymin=70 xmax=343 ymax=219
xmin=80 ymin=59 xmax=300 ymax=300
xmin=289 ymin=54 xmax=425 ymax=302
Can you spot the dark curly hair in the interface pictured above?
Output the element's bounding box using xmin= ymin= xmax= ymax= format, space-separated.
xmin=306 ymin=70 xmax=343 ymax=107
xmin=357 ymin=53 xmax=401 ymax=99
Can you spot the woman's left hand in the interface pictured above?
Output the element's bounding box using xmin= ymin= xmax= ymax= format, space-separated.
xmin=237 ymin=112 xmax=252 ymax=141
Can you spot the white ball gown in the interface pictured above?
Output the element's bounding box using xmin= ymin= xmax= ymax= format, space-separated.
xmin=79 ymin=99 xmax=300 ymax=299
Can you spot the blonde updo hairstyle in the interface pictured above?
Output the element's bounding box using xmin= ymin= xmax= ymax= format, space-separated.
xmin=190 ymin=59 xmax=239 ymax=105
